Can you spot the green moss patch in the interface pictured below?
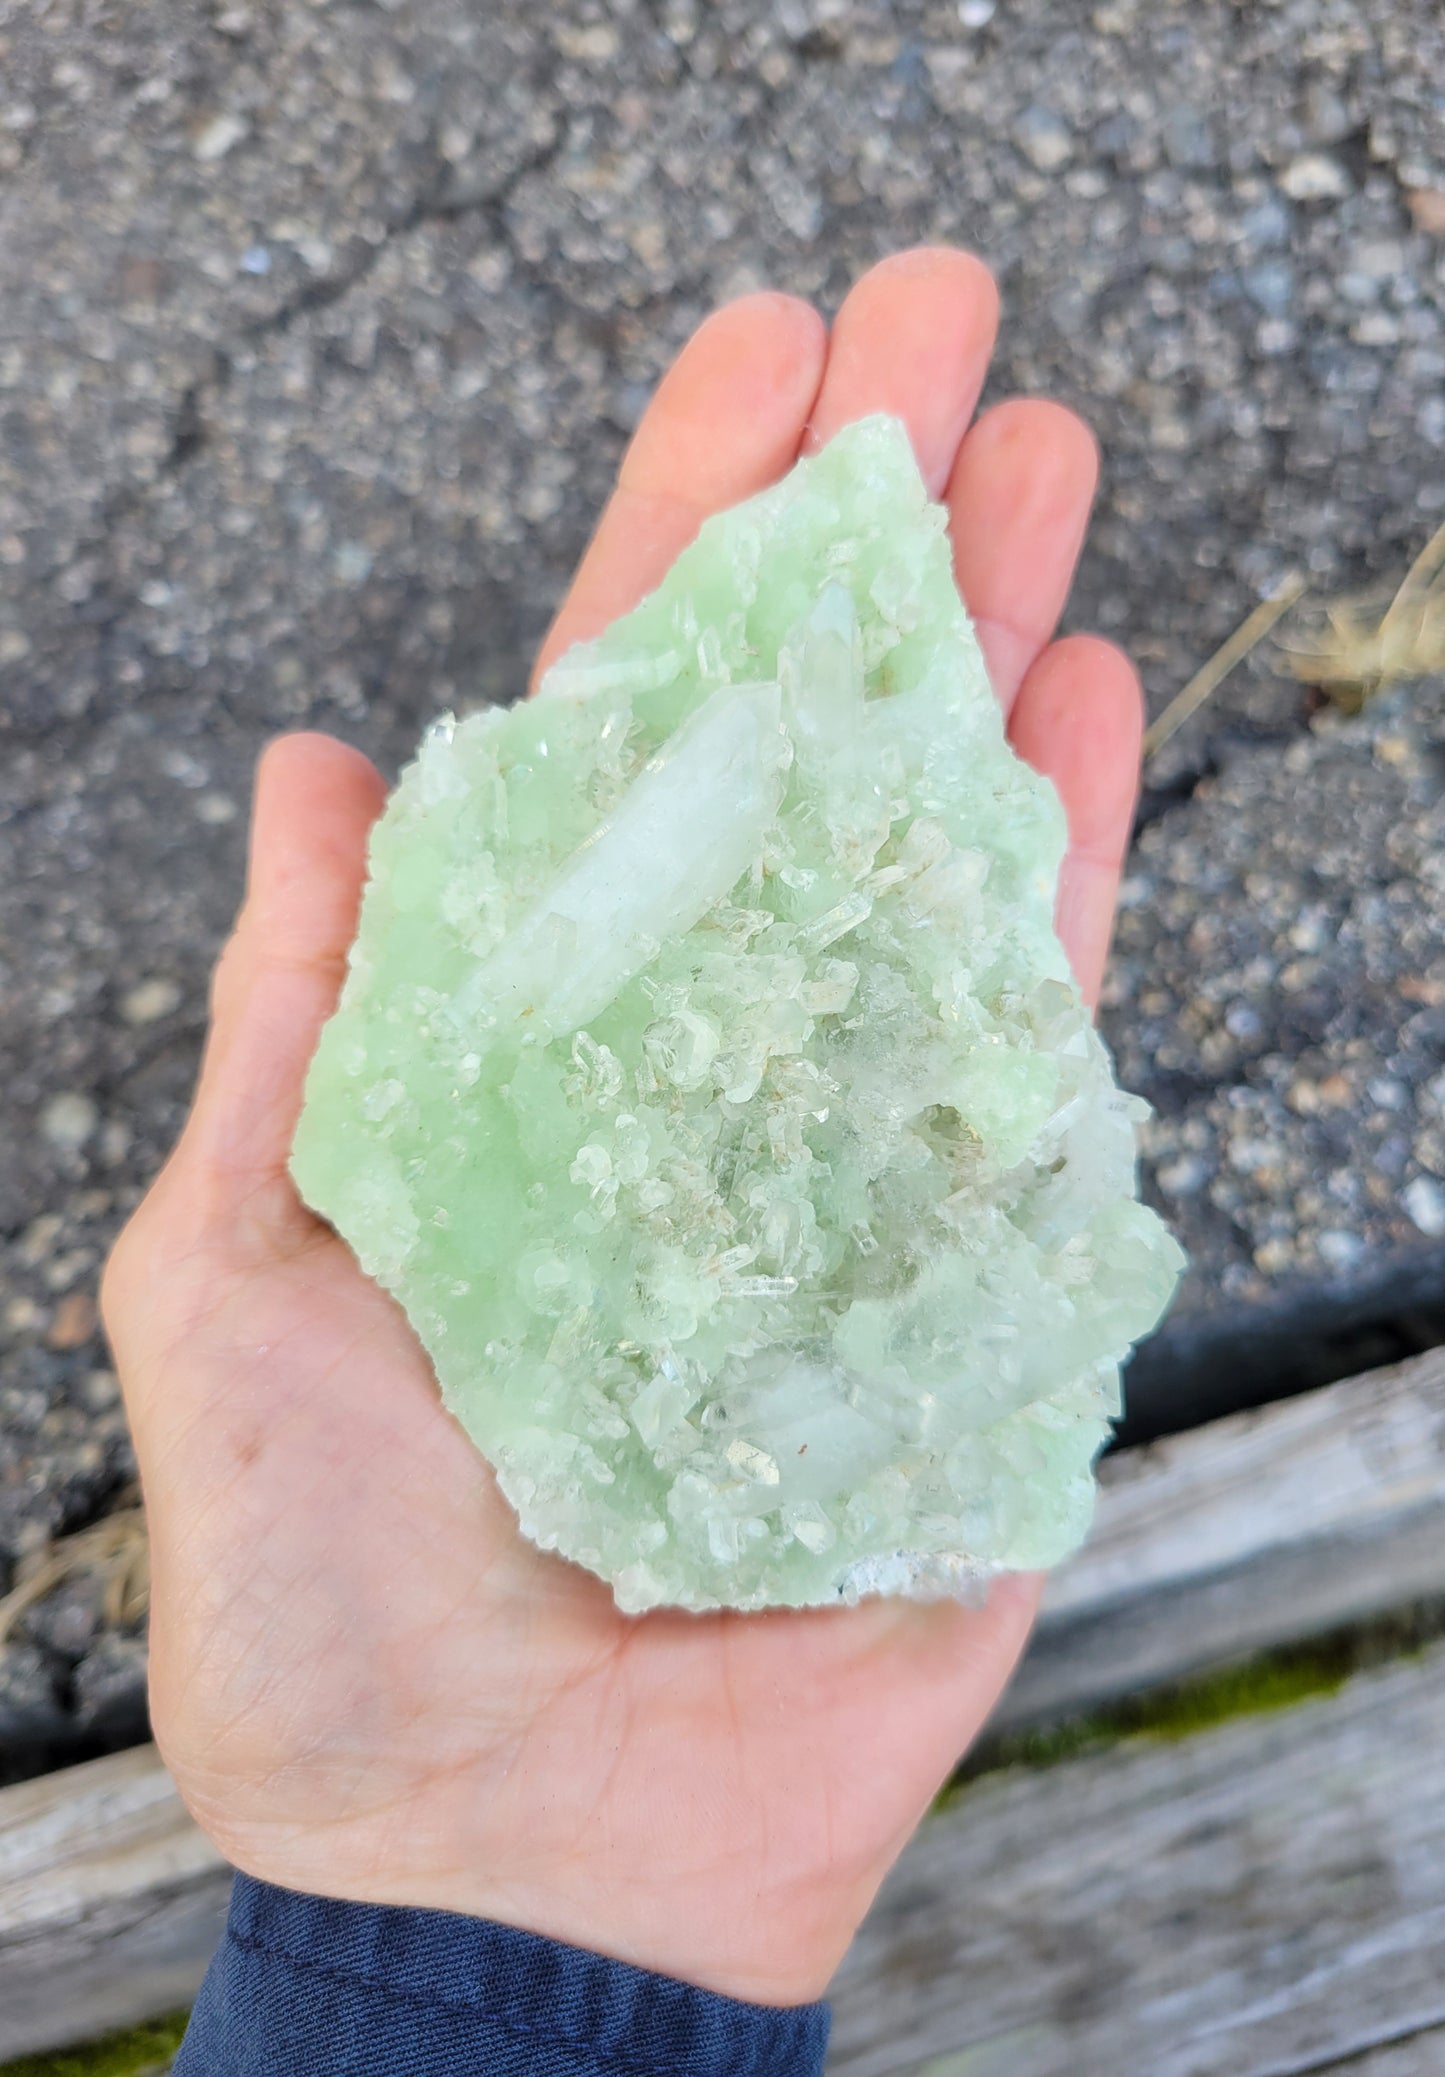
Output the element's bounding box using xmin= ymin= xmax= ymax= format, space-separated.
xmin=977 ymin=1646 xmax=1353 ymax=1782
xmin=939 ymin=1602 xmax=1445 ymax=1810
xmin=0 ymin=2012 xmax=189 ymax=2077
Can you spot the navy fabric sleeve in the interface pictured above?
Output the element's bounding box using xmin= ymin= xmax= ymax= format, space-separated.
xmin=174 ymin=1873 xmax=832 ymax=2076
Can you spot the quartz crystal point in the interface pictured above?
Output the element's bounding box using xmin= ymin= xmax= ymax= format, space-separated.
xmin=291 ymin=416 xmax=1184 ymax=1613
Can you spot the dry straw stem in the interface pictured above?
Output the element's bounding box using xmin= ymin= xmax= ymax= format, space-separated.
xmin=1143 ymin=516 xmax=1445 ymax=759
xmin=1281 ymin=515 xmax=1445 ymax=713
xmin=0 ymin=1504 xmax=150 ymax=1644
xmin=1142 ymin=570 xmax=1308 ymax=760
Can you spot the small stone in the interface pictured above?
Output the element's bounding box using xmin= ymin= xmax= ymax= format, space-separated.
xmin=1286 ymin=1073 xmax=1352 ymax=1116
xmin=1402 ymin=1176 xmax=1445 ymax=1239
xmin=1240 ymin=195 xmax=1291 ymax=249
xmin=1351 ymin=239 xmax=1406 ymax=279
xmin=1353 ymin=312 xmax=1400 ymax=348
xmin=81 ymin=1368 xmax=121 ymax=1413
xmin=192 ymin=112 xmax=249 ymax=162
xmin=553 ymin=21 xmax=619 ymax=61
xmin=47 ymin=1292 xmax=98 ymax=1350
xmin=1279 ymin=153 xmax=1350 ymax=201
xmin=1256 ymin=318 xmax=1298 ymax=357
xmin=119 ymin=254 xmax=167 ymax=303
xmin=23 ymin=1579 xmax=100 ymax=1660
xmin=1253 ymin=1237 xmax=1295 ymax=1277
xmin=41 ymin=1092 xmax=98 ymax=1152
xmin=1157 ymin=1153 xmax=1208 ymax=1198
xmin=99 ymin=1119 xmax=133 ymax=1166
xmin=1012 ymin=106 xmax=1073 ymax=173
xmin=1405 ymin=189 xmax=1445 ymax=237
xmin=957 ymin=0 xmax=996 ymax=23
xmin=44 ymin=1247 xmax=94 ymax=1292
xmin=334 ymin=542 xmax=373 ymax=586
xmin=121 ymin=977 xmax=182 ymax=1025
xmin=1317 ymin=1230 xmax=1364 ymax=1271
xmin=19 ymin=1213 xmax=63 ymax=1266
xmin=1242 ymin=262 xmax=1294 ymax=317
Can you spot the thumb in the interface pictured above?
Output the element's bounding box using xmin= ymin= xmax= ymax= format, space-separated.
xmin=170 ymin=731 xmax=388 ymax=1256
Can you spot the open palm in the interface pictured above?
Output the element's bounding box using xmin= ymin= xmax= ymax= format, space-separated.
xmin=103 ymin=250 xmax=1143 ymax=2006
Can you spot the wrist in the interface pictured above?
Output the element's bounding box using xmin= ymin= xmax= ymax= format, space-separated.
xmin=221 ymin=1845 xmax=857 ymax=2007
xmin=178 ymin=1872 xmax=832 ymax=2077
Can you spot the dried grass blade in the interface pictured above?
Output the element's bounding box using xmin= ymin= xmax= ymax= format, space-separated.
xmin=1143 ymin=570 xmax=1308 ymax=759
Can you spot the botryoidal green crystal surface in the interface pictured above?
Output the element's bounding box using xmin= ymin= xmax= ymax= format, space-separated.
xmin=291 ymin=416 xmax=1184 ymax=1613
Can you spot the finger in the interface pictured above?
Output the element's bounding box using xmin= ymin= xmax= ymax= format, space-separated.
xmin=1007 ymin=634 xmax=1143 ymax=1006
xmin=176 ymin=733 xmax=387 ymax=1234
xmin=907 ymin=1571 xmax=1044 ymax=1760
xmin=531 ymin=292 xmax=827 ymax=686
xmin=804 ymin=247 xmax=999 ymax=496
xmin=948 ymin=397 xmax=1100 ymax=715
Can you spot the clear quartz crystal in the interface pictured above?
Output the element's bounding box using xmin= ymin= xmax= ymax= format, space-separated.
xmin=291 ymin=416 xmax=1185 ymax=1613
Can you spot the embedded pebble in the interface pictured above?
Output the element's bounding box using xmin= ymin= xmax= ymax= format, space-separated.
xmin=121 ymin=977 xmax=182 ymax=1025
xmin=1012 ymin=105 xmax=1074 ymax=172
xmin=46 ymin=1291 xmax=98 ymax=1350
xmin=1279 ymin=153 xmax=1351 ymax=201
xmin=191 ymin=112 xmax=249 ymax=162
xmin=1403 ymin=1177 xmax=1445 ymax=1240
xmin=40 ymin=1094 xmax=98 ymax=1151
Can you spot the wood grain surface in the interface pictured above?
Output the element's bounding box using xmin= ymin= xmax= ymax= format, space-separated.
xmin=4 ymin=1350 xmax=1444 ymax=2063
xmin=0 ymin=1744 xmax=228 ymax=2060
xmin=829 ymin=1641 xmax=1445 ymax=2076
xmin=1002 ymin=1344 xmax=1445 ymax=1729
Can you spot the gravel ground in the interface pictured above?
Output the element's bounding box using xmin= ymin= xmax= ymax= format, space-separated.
xmin=1112 ymin=681 xmax=1445 ymax=1439
xmin=2 ymin=0 xmax=1443 ymax=1753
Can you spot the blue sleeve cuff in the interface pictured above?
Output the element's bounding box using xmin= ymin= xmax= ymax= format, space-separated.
xmin=175 ymin=1872 xmax=831 ymax=2076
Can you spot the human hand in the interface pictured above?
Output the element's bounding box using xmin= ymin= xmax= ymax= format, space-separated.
xmin=103 ymin=249 xmax=1142 ymax=2007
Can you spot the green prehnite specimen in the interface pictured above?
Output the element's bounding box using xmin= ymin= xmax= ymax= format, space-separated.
xmin=291 ymin=416 xmax=1184 ymax=1613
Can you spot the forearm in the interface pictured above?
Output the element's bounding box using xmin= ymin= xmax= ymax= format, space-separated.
xmin=176 ymin=1874 xmax=832 ymax=2076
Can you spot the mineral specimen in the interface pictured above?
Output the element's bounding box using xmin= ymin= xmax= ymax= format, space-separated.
xmin=291 ymin=416 xmax=1183 ymax=1613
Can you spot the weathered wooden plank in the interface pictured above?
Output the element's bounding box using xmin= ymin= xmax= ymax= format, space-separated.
xmin=0 ymin=1743 xmax=229 ymax=2060
xmin=1331 ymin=2038 xmax=1445 ymax=2076
xmin=4 ymin=1351 xmax=1445 ymax=2059
xmin=890 ymin=2033 xmax=1445 ymax=2077
xmin=828 ymin=1639 xmax=1445 ymax=2077
xmin=999 ymin=1344 xmax=1445 ymax=1730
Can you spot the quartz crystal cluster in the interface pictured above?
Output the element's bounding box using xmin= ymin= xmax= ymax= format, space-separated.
xmin=291 ymin=416 xmax=1183 ymax=1613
